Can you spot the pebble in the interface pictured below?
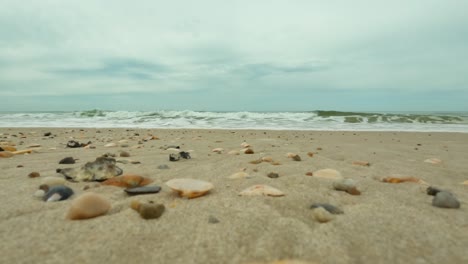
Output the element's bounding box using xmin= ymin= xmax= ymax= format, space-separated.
xmin=286 ymin=153 xmax=301 ymax=161
xmin=310 ymin=203 xmax=344 ymax=214
xmin=305 ymin=172 xmax=313 ymax=176
xmin=0 ymin=151 xmax=14 ymax=158
xmin=227 ymin=150 xmax=240 ymax=155
xmin=104 ymin=143 xmax=117 ymax=147
xmin=34 ymin=189 xmax=45 ymax=199
xmin=44 ymin=132 xmax=52 ymax=136
xmin=261 ymin=157 xmax=273 ymax=162
xmin=157 ymin=164 xmax=170 ymax=169
xmin=267 ymin=172 xmax=279 ymax=178
xmin=228 ymin=172 xmax=250 ymax=179
xmin=212 ymin=148 xmax=224 ymax=153
xmin=239 ymin=185 xmax=285 ymax=197
xmin=120 ymin=151 xmax=130 ymax=157
xmin=332 ymin=178 xmax=361 ymax=195
xmin=244 ymin=148 xmax=254 ymax=154
xmin=426 ymin=186 xmax=442 ymax=196
xmin=44 ymin=185 xmax=74 ymax=202
xmin=29 ymin=144 xmax=41 ymax=148
xmin=432 ymin=191 xmax=461 ymax=209
xmin=241 ymin=142 xmax=250 ymax=148
xmin=138 ymin=203 xmax=165 ymax=219
xmin=312 ymin=207 xmax=335 ymax=223
xmin=41 ymin=176 xmax=66 ymax=186
xmin=313 ymin=169 xmax=343 ymax=180
xmin=57 ymin=157 xmax=123 ymax=181
xmin=208 ymin=215 xmax=220 ymax=224
xmin=307 ymin=152 xmax=314 ymax=157
xmin=102 ymin=174 xmax=153 ymax=188
xmin=166 ymin=178 xmax=214 ymax=199
xmin=125 ymin=186 xmax=162 ymax=195
xmin=28 ymin=172 xmax=40 ymax=178
xmin=249 ymin=159 xmax=263 ymax=164
xmin=67 ymin=193 xmax=111 ymax=220
xmin=59 ymin=157 xmax=75 ymax=164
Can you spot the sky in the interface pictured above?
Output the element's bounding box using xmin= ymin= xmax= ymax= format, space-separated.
xmin=1 ymin=0 xmax=467 ymax=112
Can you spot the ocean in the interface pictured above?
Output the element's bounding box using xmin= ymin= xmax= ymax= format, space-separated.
xmin=1 ymin=110 xmax=468 ymax=132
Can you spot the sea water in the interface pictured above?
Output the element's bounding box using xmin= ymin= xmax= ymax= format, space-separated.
xmin=1 ymin=110 xmax=468 ymax=132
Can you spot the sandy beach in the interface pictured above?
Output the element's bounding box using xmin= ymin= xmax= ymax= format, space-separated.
xmin=1 ymin=128 xmax=467 ymax=264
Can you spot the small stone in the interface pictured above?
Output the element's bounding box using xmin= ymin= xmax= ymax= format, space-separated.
xmin=244 ymin=148 xmax=254 ymax=154
xmin=241 ymin=142 xmax=250 ymax=148
xmin=130 ymin=200 xmax=141 ymax=211
xmin=120 ymin=151 xmax=130 ymax=157
xmin=66 ymin=193 xmax=111 ymax=220
xmin=130 ymin=160 xmax=141 ymax=164
xmin=83 ymin=185 xmax=90 ymax=191
xmin=212 ymin=148 xmax=224 ymax=153
xmin=34 ymin=189 xmax=45 ymax=199
xmin=41 ymin=176 xmax=66 ymax=186
xmin=228 ymin=150 xmax=240 ymax=155
xmin=261 ymin=157 xmax=273 ymax=162
xmin=17 ymin=165 xmax=24 ymax=168
xmin=44 ymin=185 xmax=74 ymax=202
xmin=28 ymin=172 xmax=40 ymax=178
xmin=179 ymin=151 xmax=191 ymax=159
xmin=267 ymin=172 xmax=279 ymax=178
xmin=432 ymin=191 xmax=461 ymax=209
xmin=102 ymin=174 xmax=153 ymax=188
xmin=158 ymin=164 xmax=170 ymax=169
xmin=426 ymin=186 xmax=442 ymax=196
xmin=271 ymin=161 xmax=281 ymax=166
xmin=333 ymin=178 xmax=361 ymax=195
xmin=287 ymin=153 xmax=301 ymax=161
xmin=169 ymin=153 xmax=180 ymax=161
xmin=307 ymin=152 xmax=314 ymax=157
xmin=105 ymin=143 xmax=117 ymax=147
xmin=44 ymin=132 xmax=52 ymax=136
xmin=208 ymin=215 xmax=220 ymax=224
xmin=29 ymin=144 xmax=41 ymax=148
xmin=305 ymin=172 xmax=313 ymax=176
xmin=59 ymin=157 xmax=75 ymax=164
xmin=249 ymin=159 xmax=263 ymax=164
xmin=352 ymin=161 xmax=370 ymax=166
xmin=138 ymin=203 xmax=165 ymax=219
xmin=310 ymin=203 xmax=344 ymax=214
xmin=125 ymin=186 xmax=162 ymax=195
xmin=312 ymin=207 xmax=335 ymax=223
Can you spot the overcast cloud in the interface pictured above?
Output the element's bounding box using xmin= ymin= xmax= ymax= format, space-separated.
xmin=1 ymin=0 xmax=467 ymax=111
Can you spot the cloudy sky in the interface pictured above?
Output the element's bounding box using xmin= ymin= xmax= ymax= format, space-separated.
xmin=1 ymin=0 xmax=467 ymax=112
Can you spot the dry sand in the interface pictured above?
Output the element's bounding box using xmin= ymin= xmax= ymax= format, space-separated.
xmin=1 ymin=128 xmax=467 ymax=264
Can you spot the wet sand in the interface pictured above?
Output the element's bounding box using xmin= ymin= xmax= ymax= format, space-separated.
xmin=1 ymin=128 xmax=468 ymax=264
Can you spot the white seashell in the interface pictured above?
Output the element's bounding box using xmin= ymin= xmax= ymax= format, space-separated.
xmin=313 ymin=169 xmax=343 ymax=180
xmin=228 ymin=150 xmax=240 ymax=155
xmin=104 ymin=143 xmax=117 ymax=147
xmin=212 ymin=148 xmax=224 ymax=153
xmin=239 ymin=185 xmax=285 ymax=197
xmin=241 ymin=142 xmax=250 ymax=148
xmin=424 ymin=158 xmax=442 ymax=164
xmin=166 ymin=178 xmax=214 ymax=199
xmin=228 ymin=172 xmax=250 ymax=179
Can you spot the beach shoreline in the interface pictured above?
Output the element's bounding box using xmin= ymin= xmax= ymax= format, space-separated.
xmin=1 ymin=128 xmax=467 ymax=264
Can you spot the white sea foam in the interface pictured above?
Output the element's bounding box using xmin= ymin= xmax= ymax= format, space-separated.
xmin=1 ymin=110 xmax=468 ymax=132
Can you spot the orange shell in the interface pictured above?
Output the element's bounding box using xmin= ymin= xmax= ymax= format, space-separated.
xmin=382 ymin=177 xmax=420 ymax=183
xmin=102 ymin=174 xmax=153 ymax=188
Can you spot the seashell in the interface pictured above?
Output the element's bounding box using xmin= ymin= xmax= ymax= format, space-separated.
xmin=249 ymin=159 xmax=263 ymax=164
xmin=313 ymin=169 xmax=343 ymax=180
xmin=102 ymin=174 xmax=153 ymax=188
xmin=212 ymin=148 xmax=224 ymax=153
xmin=120 ymin=151 xmax=130 ymax=157
xmin=118 ymin=139 xmax=128 ymax=144
xmin=125 ymin=185 xmax=161 ymax=195
xmin=138 ymin=203 xmax=165 ymax=219
xmin=104 ymin=143 xmax=117 ymax=148
xmin=432 ymin=191 xmax=461 ymax=209
xmin=34 ymin=189 xmax=45 ymax=199
xmin=310 ymin=203 xmax=343 ymax=214
xmin=13 ymin=149 xmax=34 ymax=155
xmin=382 ymin=177 xmax=422 ymax=184
xmin=424 ymin=158 xmax=442 ymax=165
xmin=130 ymin=200 xmax=142 ymax=211
xmin=166 ymin=178 xmax=214 ymax=199
xmin=352 ymin=161 xmax=370 ymax=166
xmin=239 ymin=185 xmax=285 ymax=197
xmin=241 ymin=142 xmax=250 ymax=148
xmin=271 ymin=161 xmax=281 ymax=165
xmin=261 ymin=157 xmax=273 ymax=162
xmin=66 ymin=193 xmax=111 ymax=220
xmin=243 ymin=148 xmax=254 ymax=154
xmin=41 ymin=176 xmax=66 ymax=186
xmin=57 ymin=157 xmax=123 ymax=182
xmin=228 ymin=150 xmax=240 ymax=155
xmin=28 ymin=172 xmax=40 ymax=178
xmin=312 ymin=207 xmax=334 ymax=223
xmin=44 ymin=185 xmax=74 ymax=202
xmin=0 ymin=146 xmax=16 ymax=151
xmin=228 ymin=172 xmax=250 ymax=179
xmin=0 ymin=151 xmax=14 ymax=158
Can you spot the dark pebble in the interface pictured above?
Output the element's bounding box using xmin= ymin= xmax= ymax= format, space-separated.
xmin=179 ymin=151 xmax=191 ymax=159
xmin=310 ymin=203 xmax=344 ymax=214
xmin=120 ymin=151 xmax=130 ymax=157
xmin=432 ymin=191 xmax=461 ymax=209
xmin=169 ymin=153 xmax=180 ymax=161
xmin=44 ymin=185 xmax=74 ymax=202
xmin=426 ymin=186 xmax=442 ymax=196
xmin=28 ymin=172 xmax=40 ymax=178
xmin=44 ymin=132 xmax=52 ymax=136
xmin=208 ymin=215 xmax=220 ymax=224
xmin=267 ymin=172 xmax=279 ymax=178
xmin=125 ymin=186 xmax=162 ymax=195
xmin=139 ymin=203 xmax=165 ymax=219
xmin=59 ymin=157 xmax=76 ymax=164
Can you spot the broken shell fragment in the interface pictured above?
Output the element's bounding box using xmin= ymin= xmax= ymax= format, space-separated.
xmin=239 ymin=185 xmax=285 ymax=197
xmin=228 ymin=172 xmax=250 ymax=179
xmin=102 ymin=174 xmax=153 ymax=188
xmin=313 ymin=169 xmax=343 ymax=180
xmin=165 ymin=178 xmax=214 ymax=199
xmin=66 ymin=193 xmax=111 ymax=220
